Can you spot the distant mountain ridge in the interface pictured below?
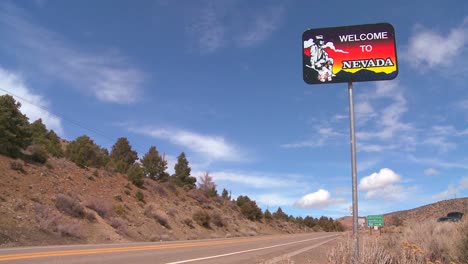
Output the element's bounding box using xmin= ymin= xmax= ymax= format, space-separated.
xmin=337 ymin=198 xmax=468 ymax=230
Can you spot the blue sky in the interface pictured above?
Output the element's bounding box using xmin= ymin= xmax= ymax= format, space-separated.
xmin=0 ymin=0 xmax=467 ymax=219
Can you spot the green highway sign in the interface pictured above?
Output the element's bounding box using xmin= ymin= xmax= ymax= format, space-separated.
xmin=367 ymin=215 xmax=384 ymax=227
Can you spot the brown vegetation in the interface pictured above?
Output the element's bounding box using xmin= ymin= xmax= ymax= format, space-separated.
xmin=328 ymin=217 xmax=468 ymax=263
xmin=0 ymin=154 xmax=322 ymax=247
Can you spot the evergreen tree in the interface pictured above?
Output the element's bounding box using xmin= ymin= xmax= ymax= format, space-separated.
xmin=141 ymin=146 xmax=168 ymax=181
xmin=172 ymin=152 xmax=196 ymax=188
xmin=0 ymin=95 xmax=32 ymax=157
xmin=264 ymin=209 xmax=273 ymax=222
xmin=46 ymin=130 xmax=64 ymax=157
xmin=273 ymin=207 xmax=288 ymax=221
xmin=221 ymin=188 xmax=230 ymax=200
xmin=236 ymin=195 xmax=263 ymax=221
xmin=30 ymin=119 xmax=48 ymax=146
xmin=30 ymin=119 xmax=63 ymax=158
xmin=109 ymin=137 xmax=138 ymax=173
xmin=66 ymin=135 xmax=106 ymax=168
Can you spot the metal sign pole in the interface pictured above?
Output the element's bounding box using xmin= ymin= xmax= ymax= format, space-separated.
xmin=348 ymin=81 xmax=359 ymax=263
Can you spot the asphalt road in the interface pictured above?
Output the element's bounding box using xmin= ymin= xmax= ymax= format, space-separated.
xmin=0 ymin=232 xmax=339 ymax=264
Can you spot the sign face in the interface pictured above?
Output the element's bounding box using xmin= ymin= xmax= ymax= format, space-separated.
xmin=367 ymin=215 xmax=384 ymax=227
xmin=302 ymin=23 xmax=398 ymax=84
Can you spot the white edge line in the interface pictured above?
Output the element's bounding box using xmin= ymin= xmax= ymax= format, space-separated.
xmin=264 ymin=237 xmax=338 ymax=264
xmin=165 ymin=234 xmax=339 ymax=264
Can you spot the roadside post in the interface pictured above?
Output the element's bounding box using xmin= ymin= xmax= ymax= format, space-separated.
xmin=302 ymin=23 xmax=398 ymax=264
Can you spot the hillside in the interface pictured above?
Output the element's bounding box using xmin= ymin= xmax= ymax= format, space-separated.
xmin=0 ymin=154 xmax=311 ymax=247
xmin=337 ymin=198 xmax=468 ymax=230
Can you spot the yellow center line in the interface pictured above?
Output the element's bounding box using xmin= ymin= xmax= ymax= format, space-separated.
xmin=0 ymin=236 xmax=274 ymax=262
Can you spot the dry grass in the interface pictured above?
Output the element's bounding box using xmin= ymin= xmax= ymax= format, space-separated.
xmin=211 ymin=212 xmax=225 ymax=227
xmin=144 ymin=203 xmax=170 ymax=228
xmin=34 ymin=203 xmax=60 ymax=232
xmin=187 ymin=189 xmax=210 ymax=205
xmin=85 ymin=199 xmax=113 ymax=219
xmin=193 ymin=210 xmax=211 ymax=228
xmin=327 ymin=218 xmax=468 ymax=264
xmin=55 ymin=194 xmax=85 ymax=218
xmin=57 ymin=222 xmax=83 ymax=238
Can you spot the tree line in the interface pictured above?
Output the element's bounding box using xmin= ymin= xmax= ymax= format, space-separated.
xmin=0 ymin=94 xmax=343 ymax=231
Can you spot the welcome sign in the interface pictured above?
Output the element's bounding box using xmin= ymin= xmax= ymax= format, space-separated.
xmin=302 ymin=23 xmax=398 ymax=84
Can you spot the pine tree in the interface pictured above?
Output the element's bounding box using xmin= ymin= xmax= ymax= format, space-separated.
xmin=273 ymin=207 xmax=288 ymax=221
xmin=264 ymin=209 xmax=273 ymax=222
xmin=221 ymin=189 xmax=230 ymax=200
xmin=172 ymin=152 xmax=196 ymax=188
xmin=0 ymin=95 xmax=32 ymax=158
xmin=109 ymin=137 xmax=138 ymax=173
xmin=236 ymin=195 xmax=263 ymax=221
xmin=30 ymin=119 xmax=63 ymax=158
xmin=66 ymin=135 xmax=106 ymax=168
xmin=30 ymin=119 xmax=48 ymax=146
xmin=141 ymin=146 xmax=168 ymax=181
xmin=46 ymin=130 xmax=64 ymax=157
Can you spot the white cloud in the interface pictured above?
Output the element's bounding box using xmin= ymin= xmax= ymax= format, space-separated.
xmin=257 ymin=193 xmax=296 ymax=207
xmin=408 ymin=155 xmax=468 ymax=170
xmin=0 ymin=68 xmax=63 ymax=135
xmin=294 ymin=189 xmax=345 ymax=209
xmin=237 ymin=6 xmax=285 ymax=47
xmin=359 ymin=168 xmax=418 ymax=201
xmin=422 ymin=136 xmax=456 ymax=152
xmin=281 ymin=125 xmax=343 ymax=149
xmin=187 ymin=2 xmax=284 ymax=52
xmin=187 ymin=3 xmax=226 ymax=53
xmin=359 ymin=168 xmax=401 ymax=190
xmin=432 ymin=176 xmax=468 ymax=201
xmin=405 ymin=18 xmax=468 ymax=69
xmin=0 ymin=4 xmax=145 ymax=104
xmin=209 ymin=171 xmax=300 ymax=189
xmin=424 ymin=168 xmax=440 ymax=176
xmin=364 ymin=184 xmax=405 ymax=200
xmin=131 ymin=127 xmax=242 ymax=162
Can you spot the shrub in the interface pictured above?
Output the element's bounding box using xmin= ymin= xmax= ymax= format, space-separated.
xmin=108 ymin=217 xmax=126 ymax=229
xmin=85 ymin=211 xmax=97 ymax=222
xmin=183 ymin=218 xmax=195 ymax=229
xmin=144 ymin=204 xmax=170 ymax=228
xmin=85 ymin=199 xmax=113 ymax=219
xmin=136 ymin=190 xmax=144 ymax=202
xmin=128 ymin=164 xmax=145 ymax=188
xmin=34 ymin=203 xmax=58 ymax=231
xmin=114 ymin=203 xmax=126 ymax=216
xmin=153 ymin=184 xmax=167 ymax=197
xmin=28 ymin=144 xmax=48 ymax=164
xmin=393 ymin=216 xmax=403 ymax=226
xmin=193 ymin=210 xmax=211 ymax=228
xmin=328 ymin=219 xmax=468 ymax=264
xmin=55 ymin=194 xmax=85 ymax=218
xmin=10 ymin=160 xmax=24 ymax=172
xmin=211 ymin=212 xmax=225 ymax=227
xmin=187 ymin=189 xmax=210 ymax=205
xmin=57 ymin=222 xmax=83 ymax=238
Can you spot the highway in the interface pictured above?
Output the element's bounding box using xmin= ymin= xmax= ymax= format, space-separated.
xmin=0 ymin=232 xmax=339 ymax=264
